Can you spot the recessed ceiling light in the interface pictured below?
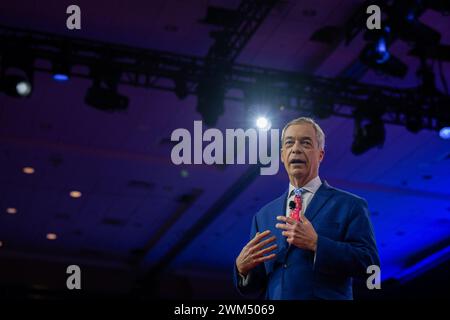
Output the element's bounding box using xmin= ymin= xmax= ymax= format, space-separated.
xmin=22 ymin=167 xmax=35 ymax=174
xmin=6 ymin=207 xmax=17 ymax=215
xmin=69 ymin=191 xmax=82 ymax=198
xmin=46 ymin=233 xmax=57 ymax=240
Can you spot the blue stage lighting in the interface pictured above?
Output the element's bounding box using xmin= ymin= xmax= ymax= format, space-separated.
xmin=439 ymin=127 xmax=450 ymax=140
xmin=53 ymin=73 xmax=69 ymax=82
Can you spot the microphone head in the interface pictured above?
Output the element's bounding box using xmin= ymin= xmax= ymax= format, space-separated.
xmin=289 ymin=200 xmax=295 ymax=210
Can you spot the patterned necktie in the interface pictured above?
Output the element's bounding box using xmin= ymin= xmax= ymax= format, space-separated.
xmin=290 ymin=188 xmax=304 ymax=222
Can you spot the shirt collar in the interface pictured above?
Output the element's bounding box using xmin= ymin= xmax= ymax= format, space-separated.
xmin=288 ymin=176 xmax=322 ymax=197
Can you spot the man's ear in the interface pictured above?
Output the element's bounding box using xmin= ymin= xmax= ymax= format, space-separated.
xmin=319 ymin=149 xmax=325 ymax=162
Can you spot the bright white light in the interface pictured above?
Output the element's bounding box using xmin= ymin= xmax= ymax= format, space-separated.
xmin=256 ymin=117 xmax=271 ymax=130
xmin=439 ymin=127 xmax=450 ymax=140
xmin=16 ymin=81 xmax=32 ymax=97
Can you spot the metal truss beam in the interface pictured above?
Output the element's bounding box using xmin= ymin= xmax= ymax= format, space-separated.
xmin=0 ymin=24 xmax=448 ymax=130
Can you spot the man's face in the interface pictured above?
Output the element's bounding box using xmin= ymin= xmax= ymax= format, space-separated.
xmin=281 ymin=123 xmax=324 ymax=183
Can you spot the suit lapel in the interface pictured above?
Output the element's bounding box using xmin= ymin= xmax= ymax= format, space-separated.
xmin=304 ymin=180 xmax=334 ymax=222
xmin=269 ymin=190 xmax=289 ymax=253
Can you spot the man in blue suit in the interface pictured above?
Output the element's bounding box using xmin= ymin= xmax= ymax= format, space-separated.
xmin=234 ymin=117 xmax=379 ymax=300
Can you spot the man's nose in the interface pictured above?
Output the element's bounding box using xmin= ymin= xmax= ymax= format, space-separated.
xmin=292 ymin=140 xmax=303 ymax=153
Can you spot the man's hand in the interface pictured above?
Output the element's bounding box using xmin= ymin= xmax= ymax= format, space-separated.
xmin=236 ymin=230 xmax=277 ymax=276
xmin=275 ymin=215 xmax=318 ymax=251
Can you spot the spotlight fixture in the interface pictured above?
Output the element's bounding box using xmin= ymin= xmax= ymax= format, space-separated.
xmin=255 ymin=116 xmax=271 ymax=131
xmin=196 ymin=74 xmax=225 ymax=127
xmin=416 ymin=59 xmax=437 ymax=96
xmin=439 ymin=127 xmax=450 ymax=139
xmin=52 ymin=60 xmax=70 ymax=82
xmin=84 ymin=66 xmax=128 ymax=112
xmin=69 ymin=190 xmax=82 ymax=198
xmin=436 ymin=98 xmax=450 ymax=139
xmin=46 ymin=233 xmax=58 ymax=240
xmin=22 ymin=166 xmax=35 ymax=174
xmin=359 ymin=25 xmax=408 ymax=78
xmin=405 ymin=112 xmax=423 ymax=133
xmin=0 ymin=51 xmax=34 ymax=97
xmin=6 ymin=207 xmax=17 ymax=215
xmin=360 ymin=37 xmax=408 ymax=78
xmin=1 ymin=75 xmax=32 ymax=97
xmin=351 ymin=117 xmax=385 ymax=155
xmin=174 ymin=71 xmax=189 ymax=100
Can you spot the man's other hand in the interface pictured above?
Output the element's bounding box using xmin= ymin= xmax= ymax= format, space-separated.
xmin=276 ymin=215 xmax=318 ymax=251
xmin=236 ymin=230 xmax=277 ymax=276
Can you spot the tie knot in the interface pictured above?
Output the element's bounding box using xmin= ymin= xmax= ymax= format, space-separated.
xmin=294 ymin=187 xmax=304 ymax=197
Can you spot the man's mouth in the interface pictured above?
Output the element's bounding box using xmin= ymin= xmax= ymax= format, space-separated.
xmin=289 ymin=159 xmax=306 ymax=165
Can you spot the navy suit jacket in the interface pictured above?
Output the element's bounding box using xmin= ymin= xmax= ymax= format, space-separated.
xmin=234 ymin=180 xmax=379 ymax=300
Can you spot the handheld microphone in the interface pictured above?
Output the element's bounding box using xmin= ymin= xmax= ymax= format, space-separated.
xmin=289 ymin=201 xmax=295 ymax=210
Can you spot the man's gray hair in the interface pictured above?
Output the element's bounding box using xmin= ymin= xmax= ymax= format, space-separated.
xmin=281 ymin=117 xmax=326 ymax=150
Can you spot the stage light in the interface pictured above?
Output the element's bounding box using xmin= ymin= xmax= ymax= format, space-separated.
xmin=196 ymin=76 xmax=225 ymax=127
xmin=22 ymin=166 xmax=35 ymax=174
xmin=435 ymin=97 xmax=450 ymax=138
xmin=406 ymin=11 xmax=415 ymax=22
xmin=84 ymin=67 xmax=128 ymax=112
xmin=1 ymin=75 xmax=32 ymax=97
xmin=6 ymin=207 xmax=17 ymax=215
xmin=85 ymin=85 xmax=128 ymax=111
xmin=360 ymin=26 xmax=407 ymax=78
xmin=52 ymin=61 xmax=70 ymax=82
xmin=256 ymin=116 xmax=271 ymax=130
xmin=53 ymin=73 xmax=69 ymax=82
xmin=439 ymin=127 xmax=450 ymax=140
xmin=244 ymin=79 xmax=279 ymax=129
xmin=405 ymin=115 xmax=423 ymax=133
xmin=416 ymin=61 xmax=437 ymax=96
xmin=375 ymin=37 xmax=390 ymax=64
xmin=360 ymin=43 xmax=408 ymax=78
xmin=351 ymin=118 xmax=385 ymax=155
xmin=405 ymin=106 xmax=424 ymax=133
xmin=16 ymin=79 xmax=32 ymax=96
xmin=46 ymin=233 xmax=58 ymax=240
xmin=69 ymin=191 xmax=82 ymax=198
xmin=0 ymin=50 xmax=34 ymax=97
xmin=174 ymin=73 xmax=188 ymax=100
